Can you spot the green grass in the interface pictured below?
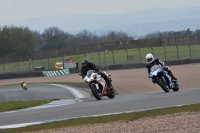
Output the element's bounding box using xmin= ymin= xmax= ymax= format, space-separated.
xmin=1 ymin=44 xmax=200 ymax=74
xmin=0 ymin=99 xmax=58 ymax=113
xmin=1 ymin=103 xmax=200 ymax=133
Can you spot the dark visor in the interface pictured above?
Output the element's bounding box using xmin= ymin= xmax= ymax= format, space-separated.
xmin=147 ymin=58 xmax=153 ymax=62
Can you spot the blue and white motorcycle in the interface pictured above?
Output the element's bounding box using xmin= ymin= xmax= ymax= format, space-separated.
xmin=149 ymin=65 xmax=179 ymax=92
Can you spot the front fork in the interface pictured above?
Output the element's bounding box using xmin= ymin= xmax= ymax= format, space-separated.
xmin=155 ymin=71 xmax=173 ymax=89
xmin=162 ymin=74 xmax=173 ymax=89
xmin=95 ymin=83 xmax=99 ymax=89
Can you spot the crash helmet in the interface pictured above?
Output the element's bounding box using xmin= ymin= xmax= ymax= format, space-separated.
xmin=82 ymin=58 xmax=90 ymax=66
xmin=146 ymin=53 xmax=154 ymax=64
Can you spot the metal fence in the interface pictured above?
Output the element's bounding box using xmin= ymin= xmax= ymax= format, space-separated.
xmin=85 ymin=44 xmax=200 ymax=66
xmin=0 ymin=44 xmax=200 ymax=74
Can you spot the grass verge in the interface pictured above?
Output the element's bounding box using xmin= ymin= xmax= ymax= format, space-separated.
xmin=1 ymin=103 xmax=200 ymax=133
xmin=0 ymin=99 xmax=58 ymax=113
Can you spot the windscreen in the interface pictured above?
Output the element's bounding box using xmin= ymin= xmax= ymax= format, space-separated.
xmin=86 ymin=70 xmax=94 ymax=77
xmin=151 ymin=65 xmax=159 ymax=72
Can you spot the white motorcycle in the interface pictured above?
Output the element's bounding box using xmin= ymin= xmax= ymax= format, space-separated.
xmin=149 ymin=65 xmax=179 ymax=92
xmin=80 ymin=70 xmax=115 ymax=100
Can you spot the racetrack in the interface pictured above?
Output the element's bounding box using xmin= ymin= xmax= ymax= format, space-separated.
xmin=0 ymin=63 xmax=200 ymax=129
xmin=0 ymin=84 xmax=76 ymax=102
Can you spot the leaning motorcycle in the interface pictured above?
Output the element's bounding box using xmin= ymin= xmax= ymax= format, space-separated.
xmin=81 ymin=70 xmax=115 ymax=100
xmin=149 ymin=65 xmax=179 ymax=92
xmin=22 ymin=83 xmax=28 ymax=90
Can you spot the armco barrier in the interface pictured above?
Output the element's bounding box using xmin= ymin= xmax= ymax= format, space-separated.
xmin=42 ymin=69 xmax=70 ymax=77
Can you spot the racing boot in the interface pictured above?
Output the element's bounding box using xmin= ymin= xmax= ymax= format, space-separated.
xmin=169 ymin=72 xmax=177 ymax=81
xmin=106 ymin=81 xmax=115 ymax=97
xmin=107 ymin=81 xmax=113 ymax=90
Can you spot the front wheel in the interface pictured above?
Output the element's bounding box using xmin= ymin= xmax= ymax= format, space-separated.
xmin=157 ymin=78 xmax=169 ymax=92
xmin=91 ymin=84 xmax=102 ymax=100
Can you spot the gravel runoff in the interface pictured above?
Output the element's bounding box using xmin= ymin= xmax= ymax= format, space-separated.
xmin=28 ymin=112 xmax=200 ymax=133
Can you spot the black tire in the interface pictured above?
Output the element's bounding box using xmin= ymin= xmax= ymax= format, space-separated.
xmin=109 ymin=76 xmax=112 ymax=82
xmin=23 ymin=87 xmax=27 ymax=90
xmin=91 ymin=84 xmax=102 ymax=100
xmin=157 ymin=78 xmax=169 ymax=92
xmin=107 ymin=89 xmax=115 ymax=99
xmin=172 ymin=83 xmax=179 ymax=91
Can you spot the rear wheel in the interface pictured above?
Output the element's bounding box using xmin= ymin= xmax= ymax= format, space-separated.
xmin=91 ymin=84 xmax=102 ymax=100
xmin=22 ymin=84 xmax=27 ymax=90
xmin=107 ymin=89 xmax=115 ymax=99
xmin=157 ymin=78 xmax=169 ymax=92
xmin=172 ymin=82 xmax=179 ymax=91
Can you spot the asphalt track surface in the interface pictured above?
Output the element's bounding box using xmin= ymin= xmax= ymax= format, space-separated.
xmin=0 ymin=84 xmax=200 ymax=128
xmin=0 ymin=84 xmax=76 ymax=102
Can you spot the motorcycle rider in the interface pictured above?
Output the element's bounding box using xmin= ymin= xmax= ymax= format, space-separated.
xmin=81 ymin=58 xmax=113 ymax=90
xmin=21 ymin=81 xmax=25 ymax=87
xmin=20 ymin=81 xmax=26 ymax=89
xmin=145 ymin=53 xmax=177 ymax=84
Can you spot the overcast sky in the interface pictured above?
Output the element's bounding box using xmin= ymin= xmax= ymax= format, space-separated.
xmin=1 ymin=0 xmax=200 ymax=20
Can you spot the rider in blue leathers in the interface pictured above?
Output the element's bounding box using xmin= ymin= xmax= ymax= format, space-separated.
xmin=145 ymin=53 xmax=177 ymax=84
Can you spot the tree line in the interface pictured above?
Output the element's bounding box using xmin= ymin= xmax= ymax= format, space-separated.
xmin=0 ymin=25 xmax=133 ymax=57
xmin=145 ymin=28 xmax=200 ymax=38
xmin=1 ymin=25 xmax=200 ymax=57
xmin=0 ymin=26 xmax=37 ymax=57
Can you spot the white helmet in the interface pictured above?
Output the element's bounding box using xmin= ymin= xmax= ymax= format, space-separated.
xmin=146 ymin=53 xmax=154 ymax=64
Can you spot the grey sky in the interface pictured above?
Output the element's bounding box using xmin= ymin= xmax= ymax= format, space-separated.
xmin=1 ymin=0 xmax=200 ymax=20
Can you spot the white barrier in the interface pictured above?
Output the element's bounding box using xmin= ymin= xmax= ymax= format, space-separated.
xmin=42 ymin=69 xmax=70 ymax=77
